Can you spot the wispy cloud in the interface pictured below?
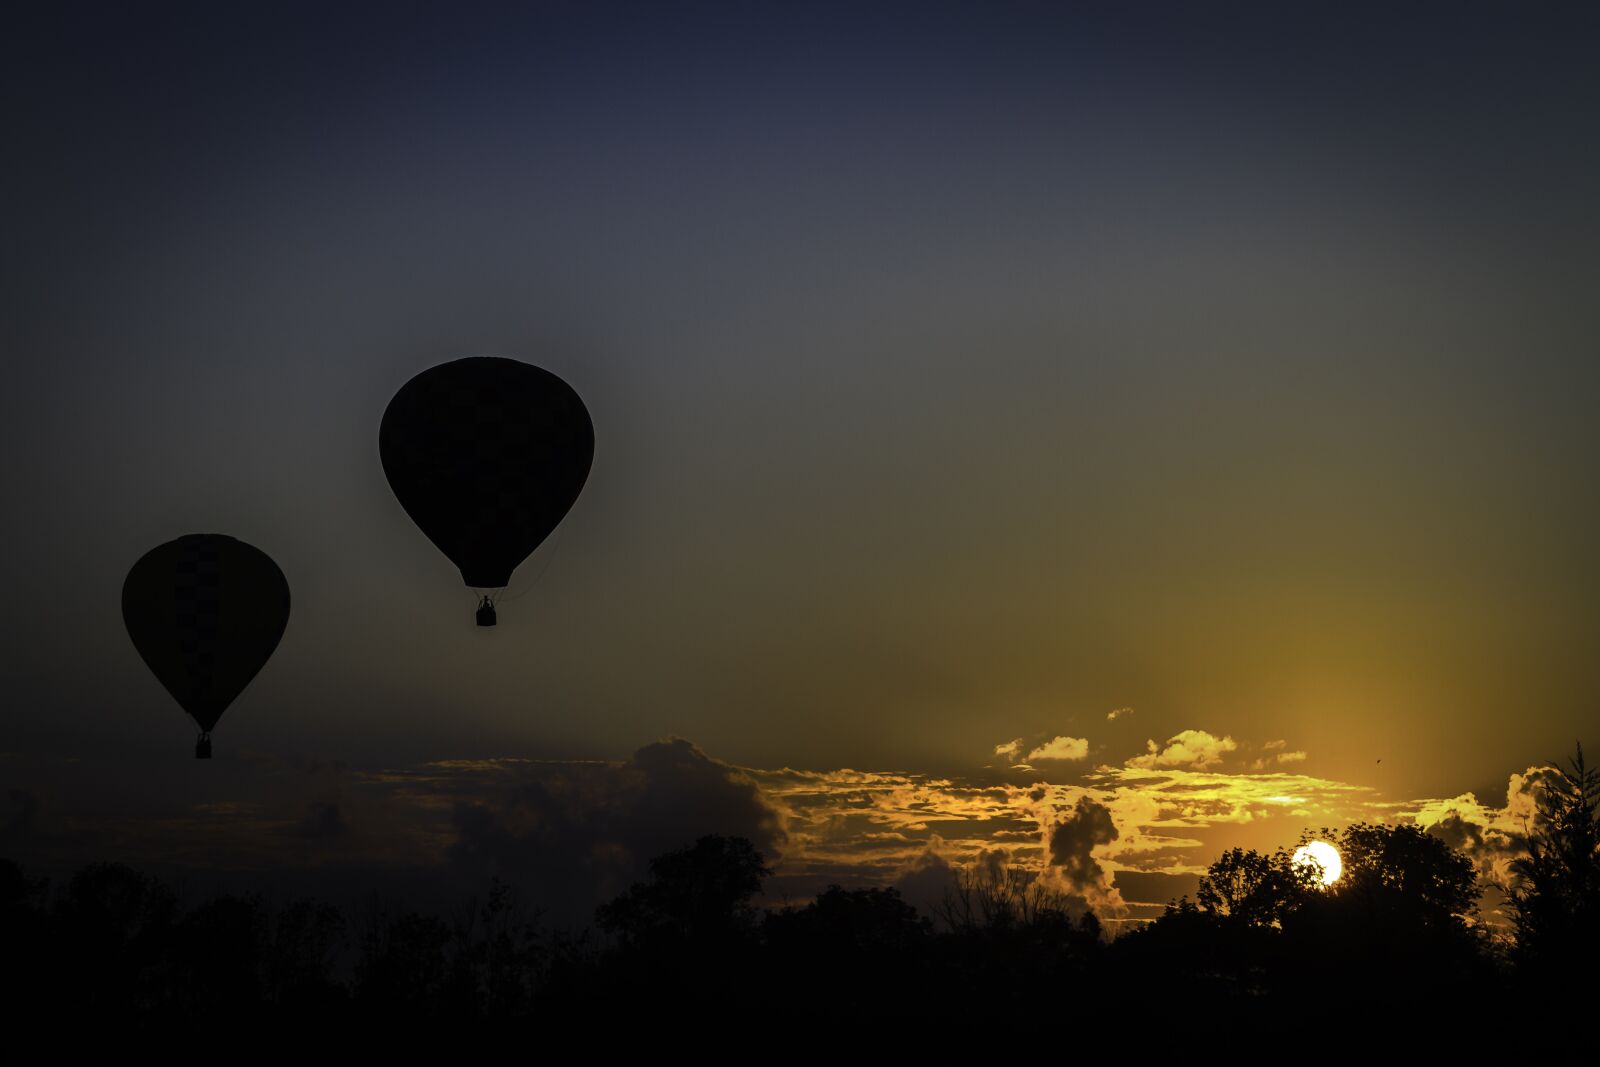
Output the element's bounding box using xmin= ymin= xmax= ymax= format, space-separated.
xmin=1252 ymin=750 xmax=1308 ymax=770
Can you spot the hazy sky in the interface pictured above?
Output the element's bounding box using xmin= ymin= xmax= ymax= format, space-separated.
xmin=3 ymin=2 xmax=1597 ymax=920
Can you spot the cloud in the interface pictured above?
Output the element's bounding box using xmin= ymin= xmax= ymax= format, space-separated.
xmin=1128 ymin=730 xmax=1238 ymax=769
xmin=1107 ymin=707 xmax=1134 ymax=721
xmin=1088 ymin=764 xmax=1377 ymax=834
xmin=1263 ymin=739 xmax=1288 ymax=751
xmin=993 ymin=735 xmax=1090 ymax=766
xmin=751 ymin=755 xmax=1389 ymax=923
xmin=891 ymin=838 xmax=960 ymax=919
xmin=1045 ymin=796 xmax=1118 ymax=887
xmin=1505 ymin=766 xmax=1564 ymax=826
xmin=1409 ymin=765 xmax=1564 ymax=891
xmin=447 ymin=738 xmax=787 ymax=921
xmin=293 ymin=801 xmax=348 ymax=840
xmin=1026 ymin=736 xmax=1090 ymax=762
xmin=0 ymin=739 xmax=1542 ymax=935
xmin=1040 ymin=795 xmax=1125 ymax=916
xmin=1251 ymin=750 xmax=1308 ymax=771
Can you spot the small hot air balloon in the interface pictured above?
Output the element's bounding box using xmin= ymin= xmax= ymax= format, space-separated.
xmin=122 ymin=534 xmax=290 ymax=758
xmin=379 ymin=356 xmax=594 ymax=625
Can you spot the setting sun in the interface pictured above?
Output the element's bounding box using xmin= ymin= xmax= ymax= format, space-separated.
xmin=1292 ymin=841 xmax=1343 ymax=886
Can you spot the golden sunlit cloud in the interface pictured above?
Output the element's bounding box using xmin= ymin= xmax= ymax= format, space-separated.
xmin=7 ymin=745 xmax=1554 ymax=933
xmin=1026 ymin=736 xmax=1090 ymax=761
xmin=1106 ymin=707 xmax=1134 ymax=721
xmin=1405 ymin=765 xmax=1566 ymax=929
xmin=746 ymin=759 xmax=1395 ymax=924
xmin=1252 ymin=750 xmax=1308 ymax=770
xmin=1127 ymin=730 xmax=1239 ymax=769
xmin=994 ymin=738 xmax=1024 ymax=761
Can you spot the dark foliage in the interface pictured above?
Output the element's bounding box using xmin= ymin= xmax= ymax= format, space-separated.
xmin=1508 ymin=743 xmax=1600 ymax=996
xmin=1195 ymin=845 xmax=1310 ymax=928
xmin=1126 ymin=821 xmax=1495 ymax=1008
xmin=596 ymin=834 xmax=771 ymax=950
xmin=3 ymin=754 xmax=1596 ymax=1031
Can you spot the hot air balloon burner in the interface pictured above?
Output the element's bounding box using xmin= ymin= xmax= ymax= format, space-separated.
xmin=195 ymin=732 xmax=213 ymax=759
xmin=476 ymin=596 xmax=498 ymax=627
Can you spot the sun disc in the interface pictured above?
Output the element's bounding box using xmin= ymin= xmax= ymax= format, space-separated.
xmin=1292 ymin=841 xmax=1342 ymax=886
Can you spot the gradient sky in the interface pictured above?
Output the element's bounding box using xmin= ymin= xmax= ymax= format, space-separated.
xmin=3 ymin=2 xmax=1597 ymax=923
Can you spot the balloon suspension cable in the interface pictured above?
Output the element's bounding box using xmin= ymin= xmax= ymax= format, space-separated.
xmin=494 ymin=524 xmax=568 ymax=604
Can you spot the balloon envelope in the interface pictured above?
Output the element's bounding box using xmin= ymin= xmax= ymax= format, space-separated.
xmin=379 ymin=356 xmax=594 ymax=589
xmin=122 ymin=534 xmax=290 ymax=735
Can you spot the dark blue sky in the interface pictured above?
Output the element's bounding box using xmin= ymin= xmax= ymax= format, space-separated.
xmin=5 ymin=1 xmax=1599 ymax=809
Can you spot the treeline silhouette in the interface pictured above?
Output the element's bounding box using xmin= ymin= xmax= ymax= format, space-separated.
xmin=3 ymin=746 xmax=1594 ymax=1029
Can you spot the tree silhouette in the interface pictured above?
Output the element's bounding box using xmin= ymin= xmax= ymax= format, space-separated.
xmin=1131 ymin=846 xmax=1317 ymax=999
xmin=589 ymin=835 xmax=773 ymax=1020
xmin=1278 ymin=822 xmax=1489 ymax=1007
xmin=922 ymin=851 xmax=1105 ymax=1014
xmin=0 ymin=858 xmax=47 ymax=1016
xmin=764 ymin=885 xmax=933 ymax=1020
xmin=51 ymin=862 xmax=180 ymax=1016
xmin=353 ymin=905 xmax=457 ymax=1015
xmin=351 ymin=881 xmax=567 ymax=1022
xmin=171 ymin=894 xmax=269 ymax=1013
xmin=935 ymin=851 xmax=1097 ymax=937
xmin=1134 ymin=822 xmax=1492 ymax=1010
xmin=1318 ymin=822 xmax=1479 ymax=928
xmin=6 ymin=801 xmax=1591 ymax=1026
xmin=596 ymin=834 xmax=771 ymax=949
xmin=1507 ymin=742 xmax=1600 ymax=989
xmin=766 ymin=884 xmax=931 ymax=957
xmin=1194 ymin=846 xmax=1311 ymax=928
xmin=264 ymin=898 xmax=346 ymax=1012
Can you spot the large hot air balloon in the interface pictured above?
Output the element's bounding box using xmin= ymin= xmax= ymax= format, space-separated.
xmin=379 ymin=356 xmax=594 ymax=625
xmin=122 ymin=534 xmax=291 ymax=758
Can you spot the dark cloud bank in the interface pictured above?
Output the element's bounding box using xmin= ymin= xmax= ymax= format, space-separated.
xmin=444 ymin=738 xmax=787 ymax=919
xmin=1 ymin=738 xmax=786 ymax=924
